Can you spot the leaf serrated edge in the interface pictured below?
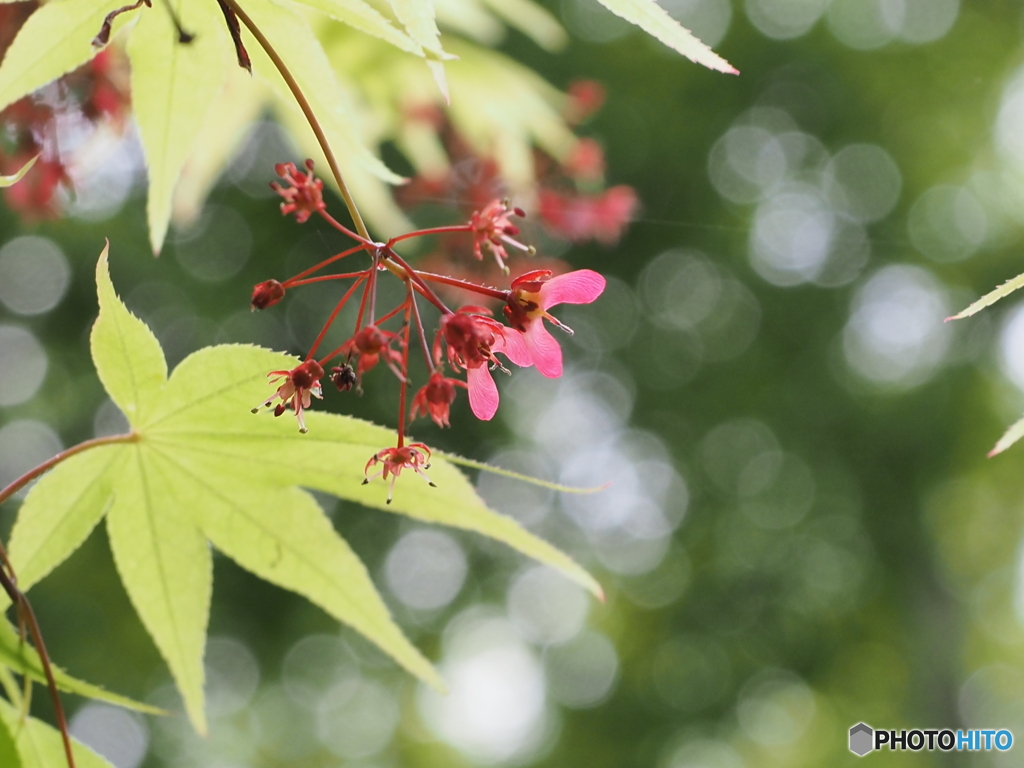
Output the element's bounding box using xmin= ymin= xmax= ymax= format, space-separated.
xmin=989 ymin=413 xmax=1024 ymax=457
xmin=947 ymin=270 xmax=1024 ymax=321
xmin=0 ymin=620 xmax=165 ymax=715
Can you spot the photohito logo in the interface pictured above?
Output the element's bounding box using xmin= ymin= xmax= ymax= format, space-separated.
xmin=848 ymin=723 xmax=1013 ymax=756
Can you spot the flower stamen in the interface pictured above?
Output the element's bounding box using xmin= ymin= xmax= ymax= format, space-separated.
xmin=362 ymin=443 xmax=436 ymax=504
xmin=252 ymin=359 xmax=324 ymax=433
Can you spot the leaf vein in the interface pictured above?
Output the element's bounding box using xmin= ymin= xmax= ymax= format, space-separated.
xmin=149 ymin=444 xmax=385 ymax=626
xmin=131 ymin=448 xmax=193 ymax=691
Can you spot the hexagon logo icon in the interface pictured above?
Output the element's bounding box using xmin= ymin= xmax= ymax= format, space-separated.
xmin=849 ymin=723 xmax=874 ymax=756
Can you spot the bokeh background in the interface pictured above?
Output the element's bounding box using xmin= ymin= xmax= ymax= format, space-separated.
xmin=5 ymin=0 xmax=1024 ymax=766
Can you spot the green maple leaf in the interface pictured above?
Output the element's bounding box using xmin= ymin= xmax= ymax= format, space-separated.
xmin=0 ymin=616 xmax=158 ymax=767
xmin=0 ymin=714 xmax=17 ymax=768
xmin=0 ymin=0 xmax=732 ymax=250
xmin=0 ymin=539 xmax=159 ymax=768
xmin=948 ymin=270 xmax=1024 ymax=321
xmin=947 ymin=271 xmax=1024 ymax=456
xmin=0 ymin=698 xmax=112 ymax=768
xmin=8 ymin=243 xmax=600 ymax=734
xmin=594 ymin=0 xmax=737 ymax=73
xmin=0 ymin=713 xmax=16 ymax=768
xmin=0 ymin=0 xmax=415 ymax=253
xmin=0 ymin=620 xmax=162 ymax=715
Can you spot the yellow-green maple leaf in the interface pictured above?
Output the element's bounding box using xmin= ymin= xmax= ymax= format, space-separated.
xmin=9 ymin=244 xmax=600 ymax=734
xmin=0 ymin=0 xmax=415 ymax=252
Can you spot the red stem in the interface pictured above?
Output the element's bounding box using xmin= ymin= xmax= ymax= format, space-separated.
xmin=396 ymin=297 xmax=413 ymax=448
xmin=375 ymin=302 xmax=407 ymax=327
xmin=353 ymin=273 xmax=371 ymax=333
xmin=282 ymin=245 xmax=368 ymax=286
xmin=285 ymin=270 xmax=368 ymax=289
xmin=318 ymin=210 xmax=375 ymax=246
xmin=386 ymin=224 xmax=472 ymax=247
xmin=0 ymin=433 xmax=138 ymax=508
xmin=367 ymin=252 xmax=380 ymax=325
xmin=0 ymin=431 xmax=138 ymax=768
xmin=0 ymin=564 xmax=75 ymax=768
xmin=414 ymin=269 xmax=509 ymax=302
xmin=306 ymin=276 xmax=365 ymax=360
xmin=383 ymin=250 xmax=451 ymax=314
xmin=317 ymin=303 xmax=404 ymax=365
xmin=19 ymin=587 xmax=73 ymax=768
xmin=408 ymin=287 xmax=434 ymax=371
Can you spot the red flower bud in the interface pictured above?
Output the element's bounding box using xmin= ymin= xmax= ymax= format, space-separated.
xmin=411 ymin=372 xmax=465 ymax=428
xmin=251 ymin=279 xmax=286 ymax=310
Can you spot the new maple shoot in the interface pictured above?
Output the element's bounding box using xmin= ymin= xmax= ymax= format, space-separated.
xmin=7 ymin=245 xmax=601 ymax=737
xmin=247 ymin=159 xmax=606 ymax=500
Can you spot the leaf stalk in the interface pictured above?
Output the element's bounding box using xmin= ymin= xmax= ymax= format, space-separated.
xmin=0 ymin=432 xmax=139 ymax=509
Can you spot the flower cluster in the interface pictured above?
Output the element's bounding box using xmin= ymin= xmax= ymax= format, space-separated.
xmin=363 ymin=443 xmax=435 ymax=504
xmin=395 ymin=79 xmax=637 ymax=257
xmin=269 ymin=160 xmax=326 ymax=223
xmin=469 ymin=199 xmax=534 ymax=272
xmin=251 ymin=160 xmax=606 ymax=499
xmin=252 ymin=359 xmax=323 ymax=433
xmin=0 ymin=7 xmax=130 ymax=218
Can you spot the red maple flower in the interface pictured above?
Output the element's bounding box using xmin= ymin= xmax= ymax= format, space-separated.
xmin=469 ymin=199 xmax=533 ymax=273
xmin=563 ymin=138 xmax=605 ymax=183
xmin=503 ymin=269 xmax=605 ymax=378
xmin=78 ymin=49 xmax=130 ymax=124
xmin=411 ymin=372 xmax=467 ymax=428
xmin=536 ymin=185 xmax=638 ymax=243
xmin=252 ymin=359 xmax=324 ymax=433
xmin=538 ymin=186 xmax=638 ymax=245
xmin=363 ymin=443 xmax=435 ymax=503
xmin=440 ymin=309 xmax=529 ymax=420
xmin=0 ymin=41 xmax=130 ymax=220
xmin=564 ymin=79 xmax=606 ymax=125
xmin=441 ymin=309 xmax=500 ymax=370
xmin=342 ymin=325 xmax=404 ymax=382
xmin=270 ymin=159 xmax=325 ymax=223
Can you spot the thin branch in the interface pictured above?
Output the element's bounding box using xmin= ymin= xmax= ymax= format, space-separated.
xmin=408 ymin=286 xmax=435 ymax=370
xmin=0 ymin=563 xmax=75 ymax=768
xmin=285 ymin=271 xmax=369 ymax=289
xmin=318 ymin=211 xmax=373 ymax=247
xmin=396 ymin=298 xmax=413 ymax=447
xmin=383 ymin=250 xmax=451 ymax=313
xmin=223 ymin=0 xmax=371 ymax=241
xmin=307 ymin=277 xmax=366 ymax=361
xmin=386 ymin=224 xmax=472 ymax=247
xmin=282 ymin=245 xmax=368 ymax=286
xmin=214 ymin=0 xmax=251 ymax=71
xmin=414 ymin=269 xmax=509 ymax=301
